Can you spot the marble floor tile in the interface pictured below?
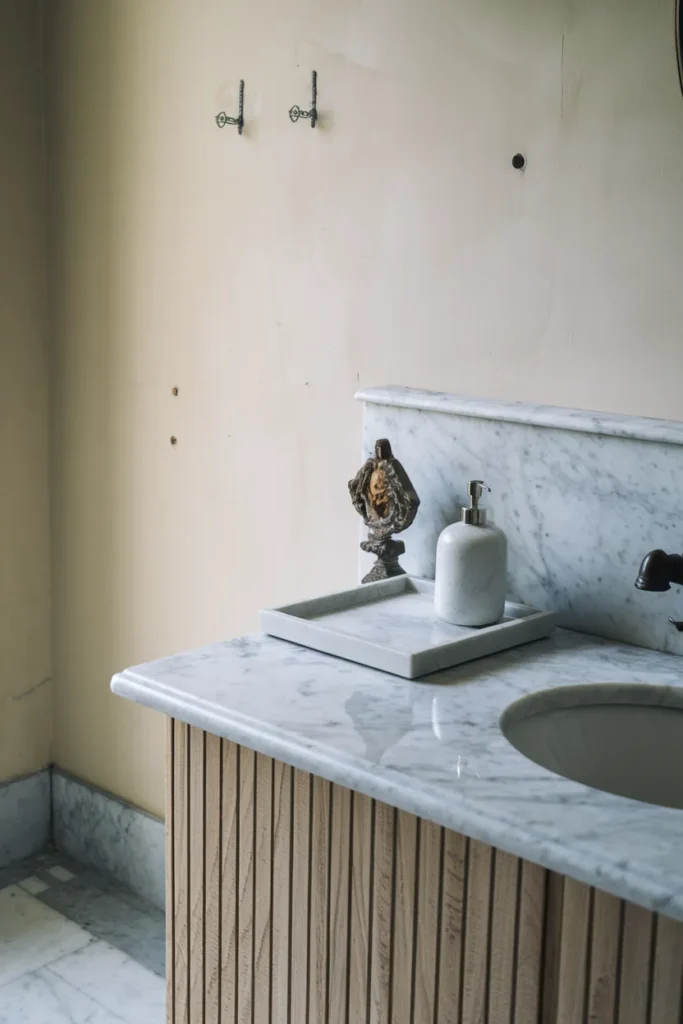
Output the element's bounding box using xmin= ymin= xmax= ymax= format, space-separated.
xmin=38 ymin=879 xmax=165 ymax=977
xmin=0 ymin=886 xmax=91 ymax=988
xmin=18 ymin=876 xmax=49 ymax=896
xmin=48 ymin=865 xmax=77 ymax=883
xmin=0 ymin=968 xmax=126 ymax=1023
xmin=49 ymin=939 xmax=165 ymax=1024
xmin=0 ymin=849 xmax=59 ymax=893
xmin=41 ymin=852 xmax=163 ymax=921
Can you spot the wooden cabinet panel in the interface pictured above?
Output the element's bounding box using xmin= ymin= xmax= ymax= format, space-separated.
xmin=328 ymin=783 xmax=351 ymax=1024
xmin=253 ymin=753 xmax=272 ymax=1024
xmin=220 ymin=738 xmax=238 ymax=1023
xmin=204 ymin=734 xmax=221 ymax=1024
xmin=650 ymin=914 xmax=683 ymax=1024
xmin=586 ymin=889 xmax=620 ymax=1023
xmin=349 ymin=793 xmax=372 ymax=1023
xmin=488 ymin=849 xmax=520 ymax=1024
xmin=556 ymin=877 xmax=592 ymax=1023
xmin=413 ymin=819 xmax=441 ymax=1023
xmin=172 ymin=720 xmax=189 ymax=1024
xmin=369 ymin=801 xmax=394 ymax=1024
xmin=271 ymin=758 xmax=291 ymax=1024
xmin=308 ymin=776 xmax=330 ymax=1024
xmin=514 ymin=859 xmax=545 ymax=1024
xmin=392 ymin=809 xmax=417 ymax=1024
xmin=166 ymin=721 xmax=683 ymax=1024
xmin=166 ymin=718 xmax=176 ymax=1024
xmin=189 ymin=729 xmax=205 ymax=1023
xmin=437 ymin=828 xmax=467 ymax=1024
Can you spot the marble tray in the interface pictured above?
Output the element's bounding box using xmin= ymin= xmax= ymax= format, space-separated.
xmin=260 ymin=576 xmax=554 ymax=678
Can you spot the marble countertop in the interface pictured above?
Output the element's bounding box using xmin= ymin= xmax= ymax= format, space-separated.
xmin=112 ymin=629 xmax=683 ymax=920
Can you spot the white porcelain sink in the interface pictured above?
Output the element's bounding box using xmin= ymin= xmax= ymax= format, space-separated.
xmin=500 ymin=684 xmax=683 ymax=810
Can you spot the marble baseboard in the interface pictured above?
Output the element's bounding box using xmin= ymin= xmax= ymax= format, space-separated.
xmin=0 ymin=770 xmax=50 ymax=868
xmin=51 ymin=770 xmax=165 ymax=912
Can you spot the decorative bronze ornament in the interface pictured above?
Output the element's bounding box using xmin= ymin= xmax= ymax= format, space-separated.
xmin=349 ymin=439 xmax=420 ymax=584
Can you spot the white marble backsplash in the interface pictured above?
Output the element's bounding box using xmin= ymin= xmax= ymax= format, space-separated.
xmin=358 ymin=387 xmax=683 ymax=656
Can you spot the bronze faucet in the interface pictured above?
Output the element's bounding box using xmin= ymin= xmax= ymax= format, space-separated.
xmin=635 ymin=549 xmax=683 ymax=630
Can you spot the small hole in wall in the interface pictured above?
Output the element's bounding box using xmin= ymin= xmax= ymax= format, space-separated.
xmin=172 ymin=387 xmax=179 ymax=396
xmin=512 ymin=153 xmax=526 ymax=170
xmin=170 ymin=436 xmax=178 ymax=445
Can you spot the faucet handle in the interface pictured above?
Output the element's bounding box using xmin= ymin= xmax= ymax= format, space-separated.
xmin=668 ymin=617 xmax=683 ymax=632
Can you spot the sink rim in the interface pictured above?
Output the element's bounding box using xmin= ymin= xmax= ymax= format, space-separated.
xmin=500 ymin=681 xmax=683 ymax=734
xmin=500 ymin=682 xmax=683 ymax=812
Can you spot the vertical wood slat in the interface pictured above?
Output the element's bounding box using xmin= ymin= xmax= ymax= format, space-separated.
xmin=271 ymin=759 xmax=292 ymax=1024
xmin=437 ymin=830 xmax=467 ymax=1024
xmin=237 ymin=748 xmax=255 ymax=1024
xmin=349 ymin=793 xmax=373 ymax=1023
xmin=308 ymin=776 xmax=330 ymax=1024
xmin=166 ymin=719 xmax=175 ymax=1024
xmin=618 ymin=902 xmax=654 ymax=1024
xmin=392 ymin=809 xmax=418 ymax=1024
xmin=586 ymin=889 xmax=620 ymax=1023
xmin=514 ymin=859 xmax=546 ymax=1024
xmin=369 ymin=801 xmax=395 ymax=1024
xmin=556 ymin=877 xmax=592 ymax=1023
xmin=649 ymin=914 xmax=683 ymax=1024
xmin=188 ymin=730 xmax=205 ymax=1023
xmin=488 ymin=849 xmax=519 ymax=1024
xmin=291 ymin=769 xmax=311 ymax=1024
xmin=189 ymin=729 xmax=205 ymax=1023
xmin=328 ymin=785 xmax=352 ymax=1024
xmin=461 ymin=839 xmax=493 ymax=1023
xmin=220 ymin=741 xmax=239 ymax=1024
xmin=204 ymin=734 xmax=222 ymax=1024
xmin=173 ymin=720 xmax=189 ymax=1024
xmin=541 ymin=871 xmax=565 ymax=1024
xmin=413 ymin=819 xmax=441 ymax=1024
xmin=254 ymin=753 xmax=272 ymax=1024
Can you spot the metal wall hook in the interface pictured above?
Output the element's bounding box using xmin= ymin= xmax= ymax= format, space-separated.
xmin=289 ymin=70 xmax=317 ymax=127
xmin=215 ymin=79 xmax=244 ymax=134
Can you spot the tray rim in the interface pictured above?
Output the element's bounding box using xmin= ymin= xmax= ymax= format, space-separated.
xmin=259 ymin=576 xmax=555 ymax=678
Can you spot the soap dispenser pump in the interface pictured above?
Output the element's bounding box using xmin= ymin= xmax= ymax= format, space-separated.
xmin=434 ymin=480 xmax=507 ymax=627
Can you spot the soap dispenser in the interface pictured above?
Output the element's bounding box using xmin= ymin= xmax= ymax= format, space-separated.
xmin=434 ymin=480 xmax=507 ymax=627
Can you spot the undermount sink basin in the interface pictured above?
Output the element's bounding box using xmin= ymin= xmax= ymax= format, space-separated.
xmin=500 ymin=684 xmax=683 ymax=810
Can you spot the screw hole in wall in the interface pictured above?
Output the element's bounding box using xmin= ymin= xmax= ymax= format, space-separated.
xmin=170 ymin=436 xmax=178 ymax=445
xmin=512 ymin=153 xmax=526 ymax=170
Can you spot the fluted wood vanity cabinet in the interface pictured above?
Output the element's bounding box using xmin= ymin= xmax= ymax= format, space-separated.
xmin=166 ymin=721 xmax=683 ymax=1024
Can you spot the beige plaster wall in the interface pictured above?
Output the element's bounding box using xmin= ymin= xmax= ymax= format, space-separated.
xmin=46 ymin=0 xmax=683 ymax=817
xmin=0 ymin=0 xmax=52 ymax=783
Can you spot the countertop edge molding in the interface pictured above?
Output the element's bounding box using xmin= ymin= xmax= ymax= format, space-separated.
xmin=111 ymin=667 xmax=683 ymax=921
xmin=355 ymin=386 xmax=683 ymax=445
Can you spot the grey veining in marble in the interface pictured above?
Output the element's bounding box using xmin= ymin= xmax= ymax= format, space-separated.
xmin=113 ymin=630 xmax=683 ymax=920
xmin=0 ymin=771 xmax=50 ymax=869
xmin=358 ymin=387 xmax=683 ymax=656
xmin=52 ymin=771 xmax=165 ymax=912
